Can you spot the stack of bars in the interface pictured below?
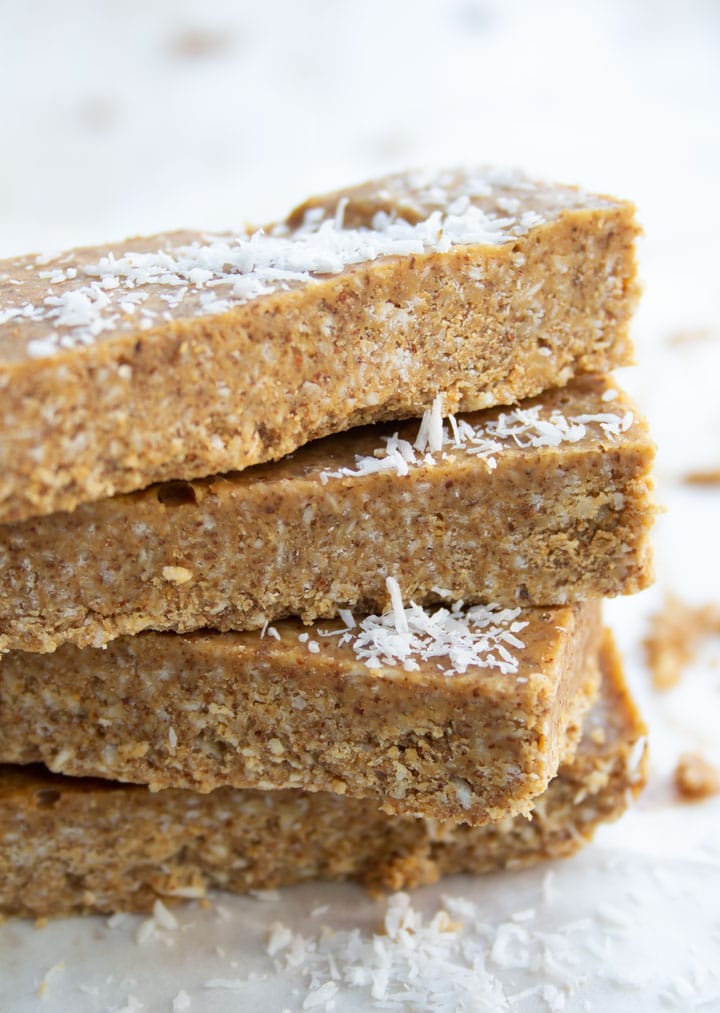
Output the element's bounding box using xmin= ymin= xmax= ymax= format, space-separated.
xmin=0 ymin=169 xmax=655 ymax=918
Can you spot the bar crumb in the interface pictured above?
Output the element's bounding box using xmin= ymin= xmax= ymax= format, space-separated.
xmin=643 ymin=594 xmax=720 ymax=690
xmin=674 ymin=752 xmax=720 ymax=801
xmin=683 ymin=469 xmax=720 ymax=487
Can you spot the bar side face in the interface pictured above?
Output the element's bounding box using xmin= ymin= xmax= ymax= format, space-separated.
xmin=0 ymin=378 xmax=655 ymax=654
xmin=430 ymin=630 xmax=648 ymax=882
xmin=0 ymin=201 xmax=638 ymax=523
xmin=0 ymin=603 xmax=601 ymax=823
xmin=0 ymin=632 xmax=646 ymax=918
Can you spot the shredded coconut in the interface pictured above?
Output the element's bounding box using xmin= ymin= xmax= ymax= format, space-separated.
xmin=172 ymin=989 xmax=192 ymax=1011
xmin=135 ymin=899 xmax=181 ymax=946
xmin=115 ymin=997 xmax=144 ymax=1013
xmin=203 ymin=978 xmax=248 ymax=990
xmin=321 ymin=397 xmax=633 ymax=483
xmin=263 ymin=892 xmax=568 ymax=1010
xmin=35 ymin=962 xmax=65 ymax=999
xmin=316 ymin=576 xmax=528 ymax=675
xmin=4 ymin=176 xmax=559 ymax=360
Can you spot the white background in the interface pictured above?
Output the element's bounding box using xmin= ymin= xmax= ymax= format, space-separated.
xmin=1 ymin=1 xmax=719 ymax=1009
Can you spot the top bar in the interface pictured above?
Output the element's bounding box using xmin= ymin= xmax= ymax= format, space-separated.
xmin=0 ymin=168 xmax=639 ymax=523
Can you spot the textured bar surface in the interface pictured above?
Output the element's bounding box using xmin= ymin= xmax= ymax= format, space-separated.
xmin=0 ymin=601 xmax=602 ymax=824
xmin=0 ymin=167 xmax=639 ymax=523
xmin=0 ymin=632 xmax=646 ymax=918
xmin=0 ymin=377 xmax=654 ymax=654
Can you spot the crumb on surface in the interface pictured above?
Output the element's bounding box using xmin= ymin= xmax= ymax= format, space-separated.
xmin=667 ymin=326 xmax=719 ymax=346
xmin=674 ymin=752 xmax=720 ymax=801
xmin=643 ymin=594 xmax=720 ymax=690
xmin=683 ymin=469 xmax=720 ymax=487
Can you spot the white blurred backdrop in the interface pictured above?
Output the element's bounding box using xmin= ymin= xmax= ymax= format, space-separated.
xmin=2 ymin=5 xmax=720 ymax=1009
xmin=1 ymin=0 xmax=718 ymax=277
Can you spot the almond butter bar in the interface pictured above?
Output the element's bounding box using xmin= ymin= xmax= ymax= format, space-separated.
xmin=0 ymin=168 xmax=639 ymax=524
xmin=0 ymin=632 xmax=646 ymax=918
xmin=0 ymin=596 xmax=601 ymax=824
xmin=0 ymin=376 xmax=654 ymax=655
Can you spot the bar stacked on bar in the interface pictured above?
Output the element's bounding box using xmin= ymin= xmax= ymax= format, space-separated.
xmin=0 ymin=169 xmax=653 ymax=917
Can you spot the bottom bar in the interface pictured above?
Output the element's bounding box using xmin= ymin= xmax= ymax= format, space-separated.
xmin=0 ymin=632 xmax=645 ymax=918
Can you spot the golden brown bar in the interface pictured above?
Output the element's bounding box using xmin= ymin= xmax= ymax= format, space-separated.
xmin=0 ymin=599 xmax=602 ymax=824
xmin=0 ymin=376 xmax=654 ymax=654
xmin=0 ymin=632 xmax=646 ymax=918
xmin=0 ymin=168 xmax=639 ymax=523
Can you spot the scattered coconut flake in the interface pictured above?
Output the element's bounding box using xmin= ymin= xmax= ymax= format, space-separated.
xmin=172 ymin=990 xmax=192 ymax=1012
xmin=203 ymin=978 xmax=248 ymax=991
xmin=334 ymin=196 xmax=349 ymax=230
xmin=152 ymin=899 xmax=178 ymax=931
xmin=386 ymin=576 xmax=410 ymax=636
xmin=453 ymin=779 xmax=473 ymax=810
xmin=541 ymin=982 xmax=568 ymax=1011
xmin=268 ymin=892 xmax=506 ymax=1009
xmin=414 ymin=394 xmax=444 ymax=453
xmin=542 ymin=870 xmax=557 ymax=905
xmin=338 ymin=609 xmax=355 ymax=629
xmin=267 ymin=921 xmax=294 ymax=957
xmin=249 ymin=888 xmax=281 ymax=903
xmin=115 ymin=997 xmax=144 ymax=1013
xmin=135 ymin=900 xmax=180 ymax=945
xmin=510 ymin=908 xmax=536 ymax=924
xmin=490 ymin=923 xmax=531 ymax=969
xmin=36 ymin=961 xmax=65 ymax=999
xmin=302 ymin=980 xmax=339 ymax=1009
xmin=159 ymin=884 xmax=207 ymax=899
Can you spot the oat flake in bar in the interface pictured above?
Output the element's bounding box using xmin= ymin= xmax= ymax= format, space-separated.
xmin=0 ymin=167 xmax=639 ymax=523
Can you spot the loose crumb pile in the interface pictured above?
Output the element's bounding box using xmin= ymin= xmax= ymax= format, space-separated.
xmin=643 ymin=594 xmax=720 ymax=690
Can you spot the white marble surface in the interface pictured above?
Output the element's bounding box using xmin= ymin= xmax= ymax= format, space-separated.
xmin=1 ymin=1 xmax=720 ymax=1009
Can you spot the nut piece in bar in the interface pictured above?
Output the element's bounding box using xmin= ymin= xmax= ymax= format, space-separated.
xmin=0 ymin=376 xmax=655 ymax=654
xmin=0 ymin=167 xmax=639 ymax=523
xmin=0 ymin=596 xmax=602 ymax=825
xmin=0 ymin=630 xmax=647 ymax=918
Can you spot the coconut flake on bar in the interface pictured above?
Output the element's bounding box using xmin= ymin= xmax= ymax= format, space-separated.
xmin=317 ymin=577 xmax=528 ymax=676
xmin=321 ymin=399 xmax=633 ymax=484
